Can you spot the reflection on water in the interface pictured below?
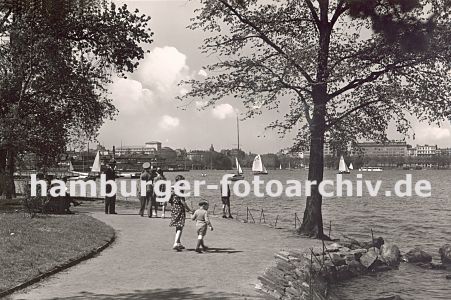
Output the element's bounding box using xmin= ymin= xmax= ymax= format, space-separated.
xmin=43 ymin=169 xmax=451 ymax=299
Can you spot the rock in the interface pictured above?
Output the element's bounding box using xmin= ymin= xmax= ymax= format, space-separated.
xmin=380 ymin=243 xmax=401 ymax=266
xmin=405 ymin=248 xmax=432 ymax=263
xmin=360 ymin=247 xmax=380 ymax=268
xmin=361 ymin=237 xmax=385 ymax=249
xmin=439 ymin=244 xmax=451 ymax=264
xmin=330 ymin=253 xmax=347 ymax=266
xmin=446 ymin=275 xmax=451 ymax=280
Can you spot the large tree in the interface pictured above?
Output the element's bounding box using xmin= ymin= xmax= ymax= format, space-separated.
xmin=181 ymin=0 xmax=451 ymax=238
xmin=0 ymin=0 xmax=153 ymax=198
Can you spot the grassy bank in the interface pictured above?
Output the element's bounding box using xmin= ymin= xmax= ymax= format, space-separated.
xmin=0 ymin=212 xmax=114 ymax=293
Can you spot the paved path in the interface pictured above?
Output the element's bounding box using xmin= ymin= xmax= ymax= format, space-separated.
xmin=10 ymin=209 xmax=318 ymax=300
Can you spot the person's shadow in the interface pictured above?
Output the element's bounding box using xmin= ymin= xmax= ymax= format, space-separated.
xmin=186 ymin=247 xmax=243 ymax=254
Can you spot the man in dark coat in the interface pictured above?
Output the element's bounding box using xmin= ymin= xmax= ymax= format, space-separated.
xmin=104 ymin=159 xmax=117 ymax=214
xmin=139 ymin=162 xmax=153 ymax=217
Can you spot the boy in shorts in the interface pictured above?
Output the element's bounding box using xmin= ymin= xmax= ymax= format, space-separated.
xmin=192 ymin=200 xmax=213 ymax=253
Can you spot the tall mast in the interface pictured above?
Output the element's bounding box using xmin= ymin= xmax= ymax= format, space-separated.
xmin=237 ymin=115 xmax=240 ymax=152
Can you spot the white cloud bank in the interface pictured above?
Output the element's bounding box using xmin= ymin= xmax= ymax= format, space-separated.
xmin=417 ymin=126 xmax=451 ymax=140
xmin=135 ymin=46 xmax=189 ymax=93
xmin=110 ymin=78 xmax=153 ymax=115
xmin=211 ymin=103 xmax=236 ymax=119
xmin=159 ymin=115 xmax=180 ymax=130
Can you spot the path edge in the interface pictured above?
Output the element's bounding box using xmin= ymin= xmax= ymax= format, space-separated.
xmin=0 ymin=222 xmax=116 ymax=299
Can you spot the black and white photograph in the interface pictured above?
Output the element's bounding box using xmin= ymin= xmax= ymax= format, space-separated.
xmin=0 ymin=0 xmax=450 ymax=299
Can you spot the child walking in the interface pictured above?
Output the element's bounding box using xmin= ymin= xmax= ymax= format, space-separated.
xmin=191 ymin=200 xmax=213 ymax=253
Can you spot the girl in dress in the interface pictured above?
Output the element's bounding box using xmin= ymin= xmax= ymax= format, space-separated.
xmin=169 ymin=175 xmax=192 ymax=251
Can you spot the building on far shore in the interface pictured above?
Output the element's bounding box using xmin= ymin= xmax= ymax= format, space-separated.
xmin=407 ymin=145 xmax=417 ymax=157
xmin=417 ymin=144 xmax=438 ymax=156
xmin=355 ymin=141 xmax=408 ymax=157
xmin=116 ymin=141 xmax=162 ymax=156
xmin=438 ymin=148 xmax=451 ymax=156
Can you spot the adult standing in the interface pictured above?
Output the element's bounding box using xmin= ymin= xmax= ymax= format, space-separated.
xmin=221 ymin=183 xmax=233 ymax=218
xmin=148 ymin=168 xmax=158 ymax=217
xmin=153 ymin=168 xmax=167 ymax=218
xmin=169 ymin=175 xmax=192 ymax=251
xmin=104 ymin=159 xmax=117 ymax=214
xmin=138 ymin=162 xmax=152 ymax=217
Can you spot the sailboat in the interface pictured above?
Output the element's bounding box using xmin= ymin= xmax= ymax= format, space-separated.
xmin=338 ymin=155 xmax=350 ymax=174
xmin=230 ymin=116 xmax=244 ymax=181
xmin=252 ymin=154 xmax=268 ymax=175
xmin=67 ymin=160 xmax=89 ymax=180
xmin=279 ymin=164 xmax=282 ymax=170
xmin=86 ymin=151 xmax=102 ymax=180
xmin=91 ymin=151 xmax=101 ymax=173
xmin=349 ymin=162 xmax=354 ymax=170
xmin=231 ymin=157 xmax=244 ymax=181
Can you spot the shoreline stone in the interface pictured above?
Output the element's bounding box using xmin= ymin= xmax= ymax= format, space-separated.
xmin=404 ymin=248 xmax=432 ymax=263
xmin=439 ymin=244 xmax=451 ymax=264
xmin=257 ymin=238 xmax=398 ymax=300
xmin=380 ymin=243 xmax=401 ymax=267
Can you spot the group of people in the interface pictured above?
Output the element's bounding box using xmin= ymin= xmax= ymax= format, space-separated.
xmin=103 ymin=161 xmax=233 ymax=253
xmin=138 ymin=162 xmax=167 ymax=218
xmin=167 ymin=175 xmax=213 ymax=252
xmin=139 ymin=164 xmax=216 ymax=253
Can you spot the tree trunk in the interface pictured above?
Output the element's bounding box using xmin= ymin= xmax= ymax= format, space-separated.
xmin=0 ymin=149 xmax=6 ymax=200
xmin=298 ymin=96 xmax=327 ymax=238
xmin=298 ymin=5 xmax=332 ymax=238
xmin=5 ymin=149 xmax=16 ymax=199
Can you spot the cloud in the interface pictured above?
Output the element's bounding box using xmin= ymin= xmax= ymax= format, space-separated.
xmin=198 ymin=69 xmax=208 ymax=77
xmin=159 ymin=115 xmax=180 ymax=130
xmin=135 ymin=46 xmax=189 ymax=94
xmin=211 ymin=103 xmax=236 ymax=119
xmin=417 ymin=126 xmax=451 ymax=140
xmin=110 ymin=78 xmax=153 ymax=114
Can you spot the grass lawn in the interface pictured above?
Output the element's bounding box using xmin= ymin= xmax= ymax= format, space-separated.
xmin=0 ymin=212 xmax=114 ymax=293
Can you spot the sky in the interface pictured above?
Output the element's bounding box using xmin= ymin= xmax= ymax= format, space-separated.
xmin=97 ymin=0 xmax=451 ymax=153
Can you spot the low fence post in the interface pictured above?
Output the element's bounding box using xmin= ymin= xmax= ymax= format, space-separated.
xmin=328 ymin=221 xmax=332 ymax=238
xmin=295 ymin=212 xmax=297 ymax=229
xmin=246 ymin=207 xmax=249 ymax=223
xmin=248 ymin=209 xmax=255 ymax=223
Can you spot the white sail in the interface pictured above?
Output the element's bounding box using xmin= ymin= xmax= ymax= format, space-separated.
xmin=69 ymin=161 xmax=74 ymax=172
xmin=252 ymin=155 xmax=263 ymax=172
xmin=252 ymin=154 xmax=268 ymax=174
xmin=349 ymin=163 xmax=354 ymax=170
xmin=279 ymin=164 xmax=282 ymax=170
xmin=91 ymin=151 xmax=101 ymax=173
xmin=235 ymin=157 xmax=243 ymax=174
xmin=338 ymin=155 xmax=350 ymax=173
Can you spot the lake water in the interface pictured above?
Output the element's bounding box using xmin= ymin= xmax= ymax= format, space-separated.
xmin=63 ymin=169 xmax=451 ymax=299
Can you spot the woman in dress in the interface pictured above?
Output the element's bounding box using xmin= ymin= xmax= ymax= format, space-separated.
xmin=169 ymin=175 xmax=192 ymax=251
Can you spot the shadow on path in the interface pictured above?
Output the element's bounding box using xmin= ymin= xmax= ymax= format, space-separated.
xmin=17 ymin=287 xmax=266 ymax=300
xmin=185 ymin=247 xmax=243 ymax=254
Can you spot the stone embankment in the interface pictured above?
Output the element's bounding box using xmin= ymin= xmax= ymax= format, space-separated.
xmin=256 ymin=238 xmax=451 ymax=299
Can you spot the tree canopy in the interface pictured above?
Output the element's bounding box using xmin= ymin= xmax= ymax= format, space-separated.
xmin=182 ymin=0 xmax=451 ymax=237
xmin=0 ymin=0 xmax=153 ymax=197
